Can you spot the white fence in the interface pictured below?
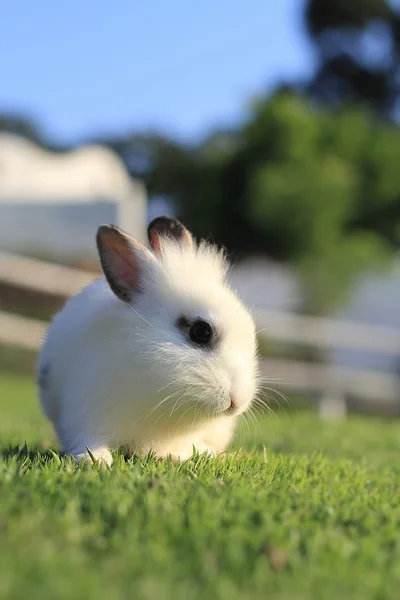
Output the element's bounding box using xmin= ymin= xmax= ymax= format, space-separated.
xmin=1 ymin=252 xmax=400 ymax=418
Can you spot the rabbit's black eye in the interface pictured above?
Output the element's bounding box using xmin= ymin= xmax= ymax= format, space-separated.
xmin=176 ymin=316 xmax=215 ymax=348
xmin=189 ymin=320 xmax=213 ymax=346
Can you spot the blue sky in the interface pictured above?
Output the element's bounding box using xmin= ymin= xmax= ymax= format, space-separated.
xmin=0 ymin=0 xmax=314 ymax=144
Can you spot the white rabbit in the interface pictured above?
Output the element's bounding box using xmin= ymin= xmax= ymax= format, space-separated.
xmin=37 ymin=217 xmax=259 ymax=465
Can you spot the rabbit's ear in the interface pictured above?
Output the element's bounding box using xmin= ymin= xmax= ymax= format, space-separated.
xmin=147 ymin=216 xmax=193 ymax=256
xmin=96 ymin=225 xmax=155 ymax=302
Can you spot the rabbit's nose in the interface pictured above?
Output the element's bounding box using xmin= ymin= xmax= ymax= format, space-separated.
xmin=223 ymin=394 xmax=239 ymax=416
xmin=229 ymin=394 xmax=238 ymax=410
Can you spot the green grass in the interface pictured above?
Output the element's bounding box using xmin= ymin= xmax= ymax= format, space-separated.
xmin=1 ymin=372 xmax=400 ymax=600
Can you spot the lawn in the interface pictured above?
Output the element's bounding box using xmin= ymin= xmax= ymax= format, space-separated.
xmin=1 ymin=371 xmax=400 ymax=600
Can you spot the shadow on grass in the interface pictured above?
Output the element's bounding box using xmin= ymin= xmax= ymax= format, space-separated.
xmin=0 ymin=444 xmax=141 ymax=466
xmin=0 ymin=443 xmax=64 ymax=464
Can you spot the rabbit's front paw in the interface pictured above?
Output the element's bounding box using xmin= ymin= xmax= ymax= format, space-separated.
xmin=168 ymin=444 xmax=215 ymax=463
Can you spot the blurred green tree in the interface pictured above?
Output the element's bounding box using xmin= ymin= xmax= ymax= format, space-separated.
xmin=209 ymin=92 xmax=394 ymax=314
xmin=304 ymin=0 xmax=400 ymax=116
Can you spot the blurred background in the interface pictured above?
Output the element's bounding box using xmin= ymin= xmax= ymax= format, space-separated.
xmin=1 ymin=0 xmax=400 ymax=419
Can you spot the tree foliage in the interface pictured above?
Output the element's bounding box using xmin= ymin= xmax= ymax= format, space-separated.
xmin=181 ymin=92 xmax=396 ymax=312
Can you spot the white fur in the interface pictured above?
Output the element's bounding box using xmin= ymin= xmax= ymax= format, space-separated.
xmin=37 ymin=232 xmax=259 ymax=465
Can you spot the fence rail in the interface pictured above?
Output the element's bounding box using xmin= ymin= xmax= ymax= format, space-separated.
xmin=0 ymin=310 xmax=46 ymax=351
xmin=1 ymin=252 xmax=400 ymax=417
xmin=0 ymin=252 xmax=97 ymax=297
xmin=253 ymin=308 xmax=400 ymax=355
